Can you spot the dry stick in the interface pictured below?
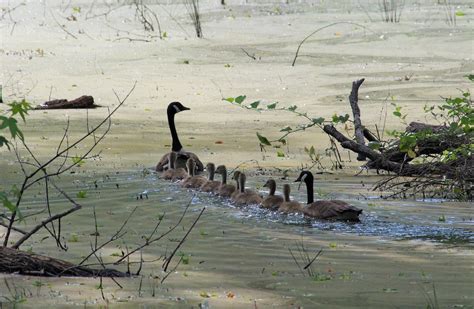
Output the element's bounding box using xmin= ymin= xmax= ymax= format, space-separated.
xmin=160 ymin=256 xmax=183 ymax=284
xmin=2 ymin=82 xmax=136 ymax=247
xmin=288 ymin=247 xmax=306 ymax=276
xmin=303 ymin=248 xmax=323 ymax=270
xmin=162 ymin=207 xmax=206 ymax=272
xmin=0 ymin=222 xmax=26 ymax=235
xmin=291 ymin=22 xmax=377 ymax=66
xmin=241 ymin=48 xmax=257 ymax=60
xmin=114 ymin=197 xmax=194 ymax=265
xmin=77 ymin=207 xmax=138 ymax=266
xmin=349 ymin=78 xmax=367 ymax=161
xmin=50 ymin=10 xmax=78 ymax=39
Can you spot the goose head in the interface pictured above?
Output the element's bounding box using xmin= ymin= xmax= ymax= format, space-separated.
xmin=167 ymin=102 xmax=190 ymax=115
xmin=295 ymin=171 xmax=314 ymax=189
xmin=206 ymin=162 xmax=216 ymax=180
xmin=263 ymin=179 xmax=276 ymax=195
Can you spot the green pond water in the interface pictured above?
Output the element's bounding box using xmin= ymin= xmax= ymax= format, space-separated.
xmin=1 ymin=169 xmax=473 ymax=308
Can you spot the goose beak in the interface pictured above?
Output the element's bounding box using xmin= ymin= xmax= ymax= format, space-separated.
xmin=182 ymin=106 xmax=190 ymax=111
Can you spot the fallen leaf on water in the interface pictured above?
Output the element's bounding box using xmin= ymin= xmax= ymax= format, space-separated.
xmin=226 ymin=291 xmax=235 ymax=299
xmin=334 ymin=32 xmax=342 ymax=36
xmin=215 ymin=141 xmax=223 ymax=144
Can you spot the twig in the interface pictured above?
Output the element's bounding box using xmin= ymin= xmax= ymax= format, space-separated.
xmin=292 ymin=22 xmax=377 ymax=66
xmin=50 ymin=10 xmax=78 ymax=39
xmin=162 ymin=206 xmax=205 ymax=271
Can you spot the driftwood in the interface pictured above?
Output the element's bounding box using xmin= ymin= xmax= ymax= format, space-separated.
xmin=323 ymin=79 xmax=473 ymax=189
xmin=35 ymin=95 xmax=98 ymax=110
xmin=0 ymin=247 xmax=127 ymax=277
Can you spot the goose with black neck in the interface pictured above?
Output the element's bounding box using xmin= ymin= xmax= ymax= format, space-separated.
xmin=156 ymin=102 xmax=203 ymax=172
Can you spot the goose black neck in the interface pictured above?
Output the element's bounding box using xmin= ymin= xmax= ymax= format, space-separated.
xmin=239 ymin=176 xmax=245 ymax=193
xmin=167 ymin=109 xmax=183 ymax=152
xmin=283 ymin=185 xmax=290 ymax=202
xmin=269 ymin=181 xmax=276 ymax=196
xmin=305 ymin=175 xmax=314 ymax=204
xmin=220 ymin=169 xmax=227 ymax=184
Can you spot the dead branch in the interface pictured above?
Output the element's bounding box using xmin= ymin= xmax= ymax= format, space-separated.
xmin=349 ymin=78 xmax=366 ymax=160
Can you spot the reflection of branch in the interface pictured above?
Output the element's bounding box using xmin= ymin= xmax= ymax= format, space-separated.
xmin=292 ymin=22 xmax=378 ymax=66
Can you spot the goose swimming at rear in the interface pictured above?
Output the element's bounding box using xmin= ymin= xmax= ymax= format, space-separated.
xmin=156 ymin=102 xmax=203 ymax=172
xmin=295 ymin=171 xmax=362 ymax=222
xmin=278 ymin=184 xmax=303 ymax=214
xmin=261 ymin=179 xmax=283 ymax=210
xmin=215 ymin=165 xmax=236 ymax=198
xmin=181 ymin=158 xmax=207 ymax=189
xmin=232 ymin=173 xmax=262 ymax=206
xmin=200 ymin=163 xmax=221 ymax=193
xmin=162 ymin=152 xmax=187 ymax=181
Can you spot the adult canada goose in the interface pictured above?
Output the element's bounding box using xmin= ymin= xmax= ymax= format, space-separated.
xmin=278 ymin=184 xmax=303 ymax=214
xmin=200 ymin=163 xmax=221 ymax=193
xmin=261 ymin=179 xmax=284 ymax=210
xmin=233 ymin=173 xmax=263 ymax=206
xmin=295 ymin=171 xmax=362 ymax=221
xmin=215 ymin=165 xmax=236 ymax=198
xmin=156 ymin=102 xmax=203 ymax=172
xmin=162 ymin=152 xmax=187 ymax=181
xmin=181 ymin=158 xmax=207 ymax=189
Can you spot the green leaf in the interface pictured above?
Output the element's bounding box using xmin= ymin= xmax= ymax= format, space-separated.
xmin=0 ymin=117 xmax=24 ymax=141
xmin=0 ymin=192 xmax=16 ymax=213
xmin=407 ymin=149 xmax=417 ymax=159
xmin=249 ymin=101 xmax=260 ymax=109
xmin=368 ymin=141 xmax=381 ymax=150
xmin=256 ymin=132 xmax=271 ymax=146
xmin=287 ymin=105 xmax=297 ymax=112
xmin=76 ymin=190 xmax=87 ymax=198
xmin=466 ymin=74 xmax=474 ymax=82
xmin=393 ymin=111 xmax=402 ymax=117
xmin=276 ymin=150 xmax=285 ymax=157
xmin=267 ymin=102 xmax=278 ymax=109
xmin=312 ymin=117 xmax=325 ymax=125
xmin=309 ymin=146 xmax=315 ymax=156
xmin=223 ymin=97 xmax=234 ymax=103
xmin=234 ymin=95 xmax=246 ymax=104
xmin=0 ymin=136 xmax=10 ymax=150
xmin=72 ymin=156 xmax=85 ymax=167
xmin=9 ymin=99 xmax=31 ymax=122
xmin=455 ymin=11 xmax=465 ymax=16
xmin=280 ymin=126 xmax=292 ymax=132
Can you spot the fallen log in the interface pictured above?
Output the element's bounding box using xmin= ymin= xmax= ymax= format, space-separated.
xmin=35 ymin=95 xmax=98 ymax=109
xmin=0 ymin=247 xmax=128 ymax=277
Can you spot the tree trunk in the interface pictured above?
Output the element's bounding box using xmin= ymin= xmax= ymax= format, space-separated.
xmin=0 ymin=247 xmax=127 ymax=277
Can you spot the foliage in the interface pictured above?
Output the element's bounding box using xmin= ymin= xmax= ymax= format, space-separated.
xmin=0 ymin=99 xmax=30 ymax=150
xmin=222 ymin=95 xmax=349 ymax=155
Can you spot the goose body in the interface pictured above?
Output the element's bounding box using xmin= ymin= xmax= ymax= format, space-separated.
xmin=162 ymin=152 xmax=187 ymax=181
xmin=200 ymin=163 xmax=221 ymax=193
xmin=156 ymin=102 xmax=203 ymax=172
xmin=215 ymin=165 xmax=236 ymax=198
xmin=278 ymin=184 xmax=303 ymax=214
xmin=261 ymin=179 xmax=283 ymax=210
xmin=181 ymin=158 xmax=207 ymax=189
xmin=233 ymin=173 xmax=262 ymax=206
xmin=295 ymin=171 xmax=362 ymax=221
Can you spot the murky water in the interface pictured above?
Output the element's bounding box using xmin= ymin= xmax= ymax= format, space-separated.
xmin=1 ymin=169 xmax=473 ymax=307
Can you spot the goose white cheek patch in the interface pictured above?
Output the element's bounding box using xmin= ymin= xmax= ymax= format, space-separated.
xmin=173 ymin=105 xmax=181 ymax=113
xmin=298 ymin=173 xmax=307 ymax=190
